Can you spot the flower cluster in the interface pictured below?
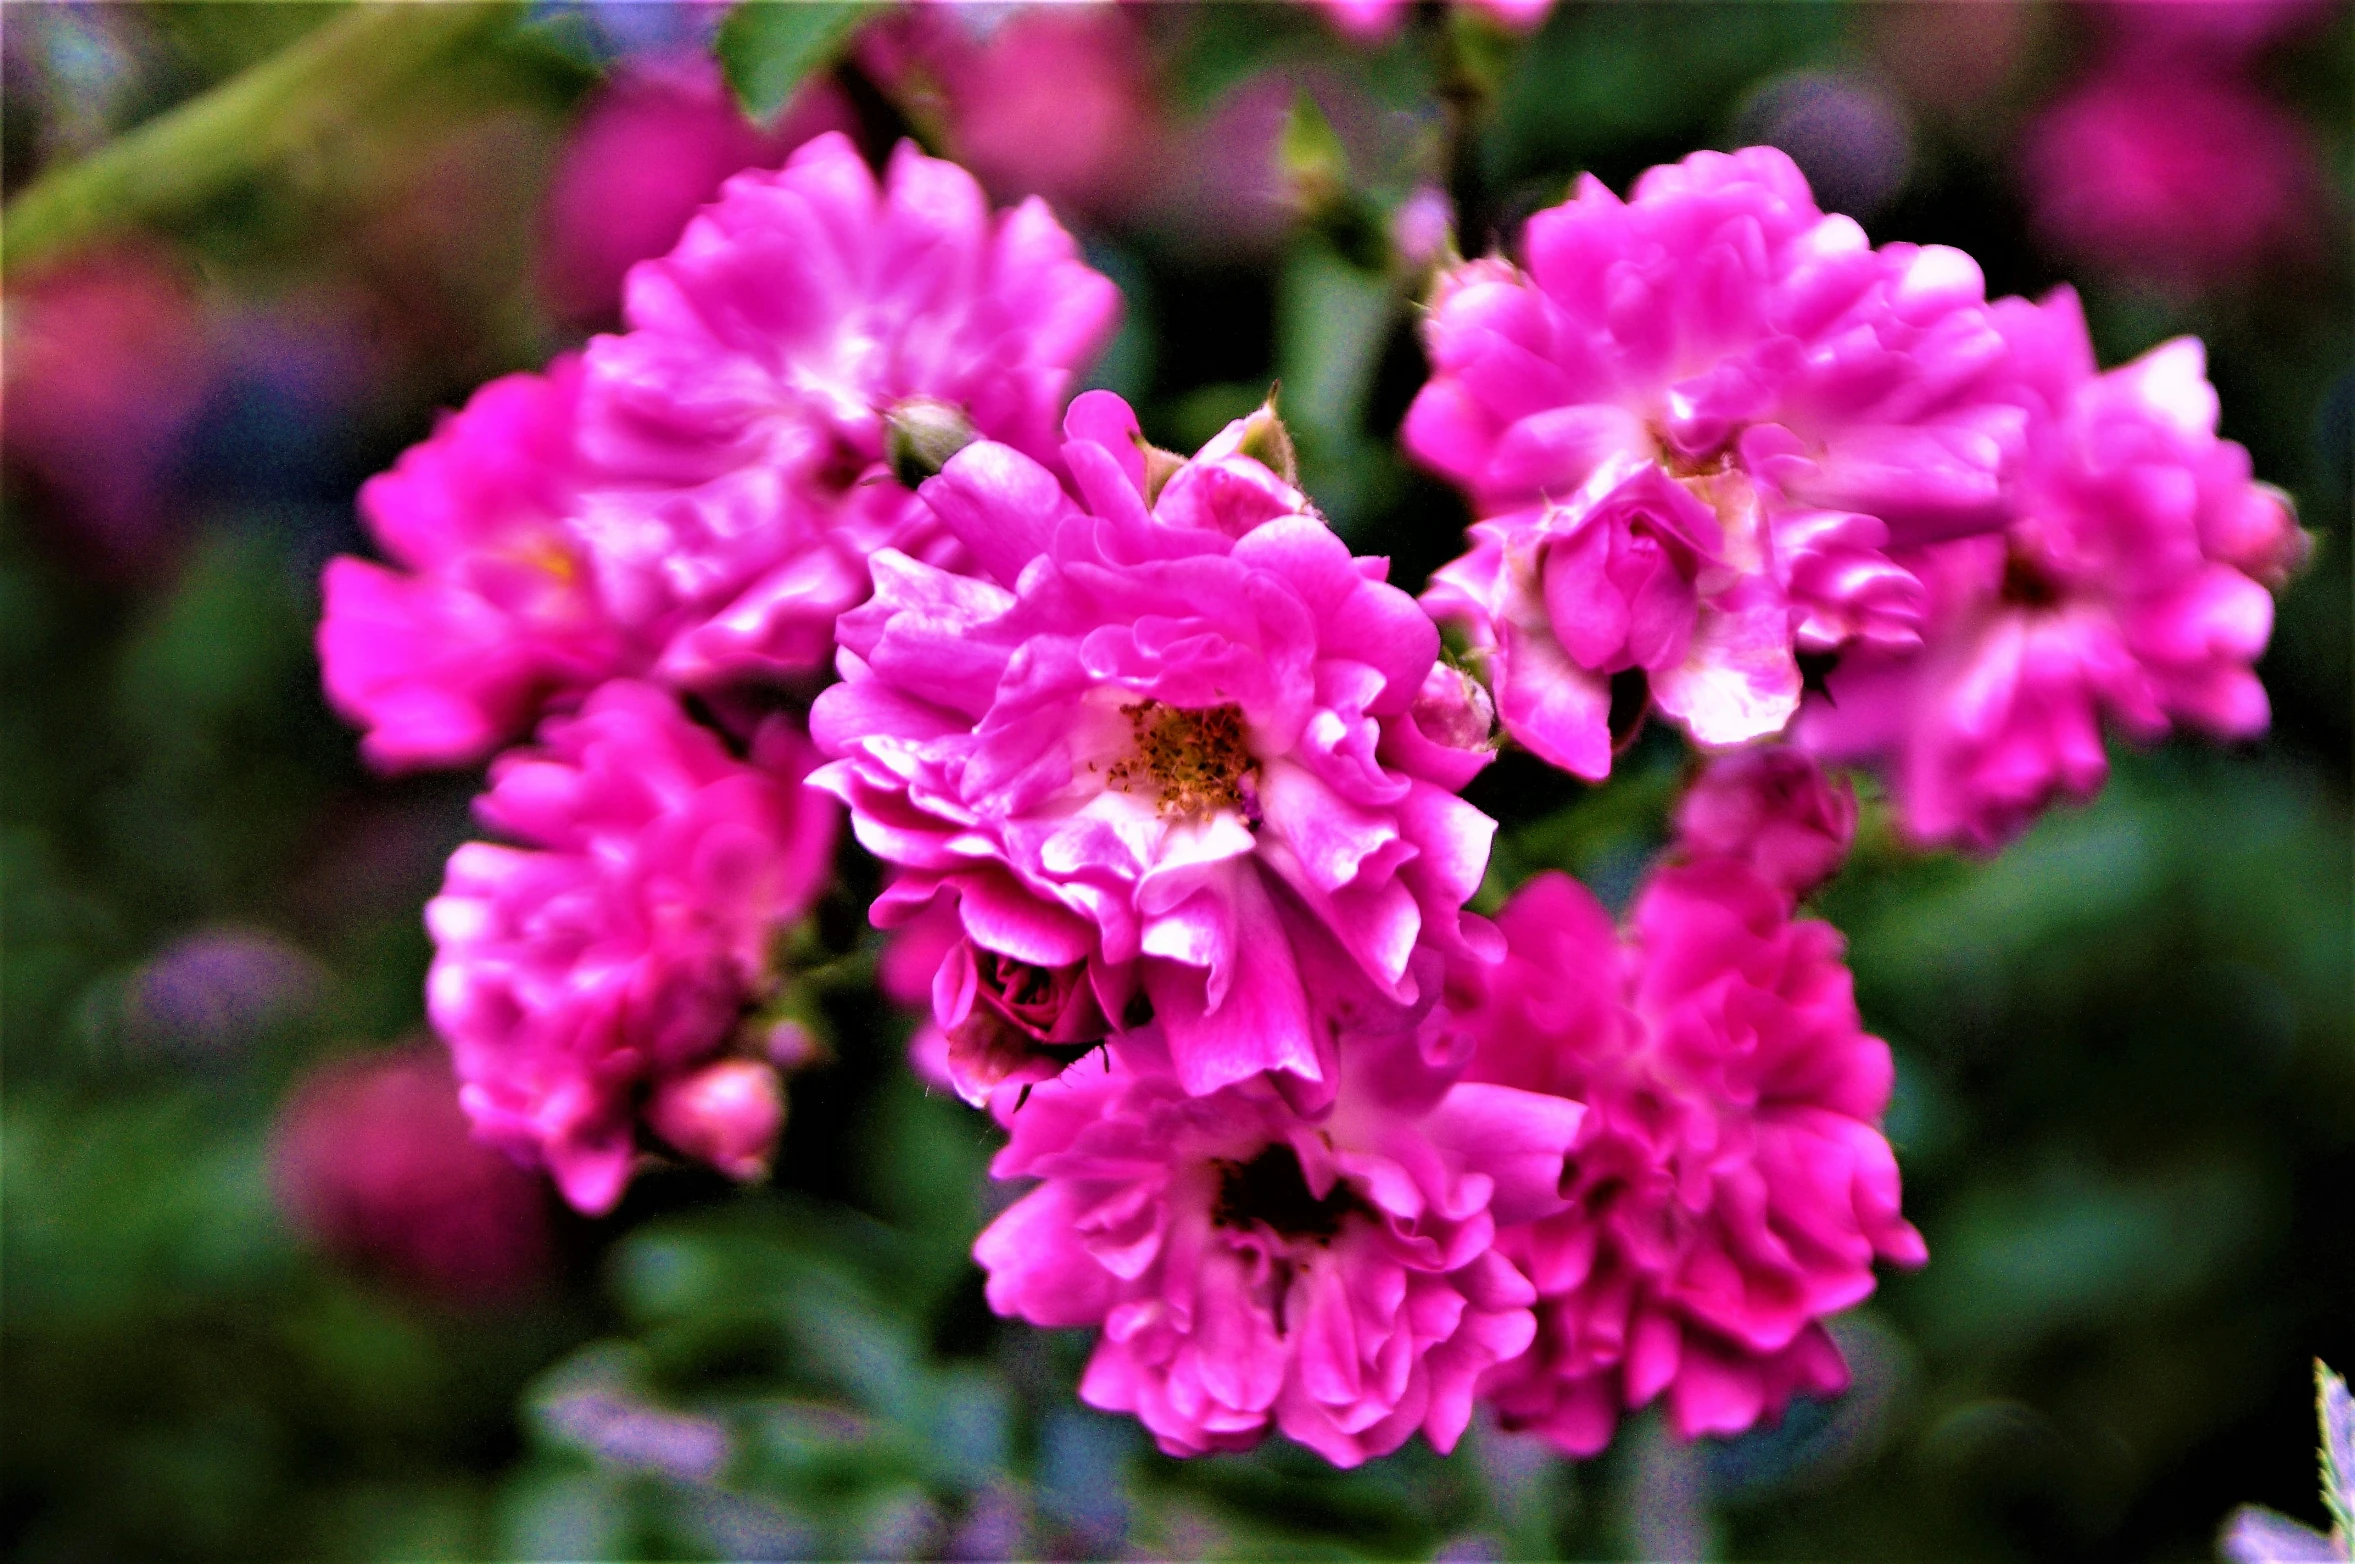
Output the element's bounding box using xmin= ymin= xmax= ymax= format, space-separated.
xmin=1407 ymin=145 xmax=2304 ymax=848
xmin=427 ymin=680 xmax=836 ymax=1213
xmin=1408 ymin=147 xmax=2027 ymax=777
xmin=1453 ymin=757 xmax=1922 ymax=1454
xmin=323 ymin=133 xmax=1118 ymax=1207
xmin=321 ymin=130 xmax=1119 ymax=772
xmin=1798 ymin=293 xmax=2307 ymax=848
xmin=320 ymin=127 xmax=2297 ymax=1472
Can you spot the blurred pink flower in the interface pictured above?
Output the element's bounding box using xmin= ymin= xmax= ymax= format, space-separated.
xmin=1156 ymin=68 xmax=1400 ymax=257
xmin=539 ymin=53 xmax=854 ymax=329
xmin=974 ymin=1026 xmax=1583 ymax=1465
xmin=1671 ymin=747 xmax=1857 ymax=899
xmin=2022 ymin=63 xmax=2323 ymax=293
xmin=1315 ymin=0 xmax=1553 ymax=41
xmin=861 ymin=6 xmax=1166 ymax=220
xmin=2 ymin=247 xmax=215 ymax=570
xmin=812 ymin=391 xmax=1499 ymax=1106
xmin=1799 ymin=291 xmax=2306 ymax=850
xmin=2085 ymin=0 xmax=2336 ymax=67
xmin=1408 ymin=148 xmax=2026 ymax=778
xmin=1462 ymin=867 xmax=1925 ymax=1456
xmin=272 ymin=1044 xmax=552 ymax=1303
xmin=427 ymin=681 xmax=837 ymax=1213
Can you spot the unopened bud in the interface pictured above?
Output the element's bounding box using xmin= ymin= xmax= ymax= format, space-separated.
xmin=1413 ymin=661 xmax=1496 ymax=754
xmin=1236 ymin=393 xmax=1299 ymax=486
xmin=762 ymin=1016 xmax=826 ymax=1072
xmin=647 ymin=1059 xmax=784 ymax=1182
xmin=1389 ymin=185 xmax=1456 ymax=275
xmin=885 ymin=397 xmax=979 ymax=489
xmin=1137 ymin=437 xmax=1188 ymax=506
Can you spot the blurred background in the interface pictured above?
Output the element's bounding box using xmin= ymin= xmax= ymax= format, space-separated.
xmin=1 ymin=3 xmax=2347 ymax=1560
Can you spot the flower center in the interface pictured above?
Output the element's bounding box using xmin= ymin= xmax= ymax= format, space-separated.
xmin=1660 ymin=440 xmax=1735 ymax=481
xmin=1105 ymin=700 xmax=1256 ymax=819
xmin=1211 ymin=1144 xmax=1367 ymax=1243
xmin=2000 ymin=546 xmax=2063 ymax=609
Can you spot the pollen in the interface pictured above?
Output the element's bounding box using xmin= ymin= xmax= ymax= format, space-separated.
xmin=1105 ymin=700 xmax=1256 ymax=819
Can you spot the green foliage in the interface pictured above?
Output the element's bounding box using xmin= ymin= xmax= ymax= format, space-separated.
xmin=3 ymin=4 xmax=2349 ymax=1562
xmin=717 ymin=1 xmax=880 ymax=124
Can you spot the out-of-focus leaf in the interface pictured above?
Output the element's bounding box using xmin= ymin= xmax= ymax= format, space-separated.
xmin=1913 ymin=1156 xmax=2272 ymax=1353
xmin=500 ymin=1469 xmax=629 ymax=1564
xmin=716 ymin=1 xmax=877 ymax=124
xmin=1276 ymin=242 xmax=1393 ymax=452
xmin=1490 ymin=2 xmax=1842 ymax=182
xmin=1275 ymin=240 xmax=1401 ymax=530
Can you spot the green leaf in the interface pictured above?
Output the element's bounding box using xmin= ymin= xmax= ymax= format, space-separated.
xmin=1273 ymin=240 xmax=1402 ymax=529
xmin=717 ymin=1 xmax=878 ymax=124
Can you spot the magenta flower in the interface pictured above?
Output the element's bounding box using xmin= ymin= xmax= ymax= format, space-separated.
xmin=271 ymin=1045 xmax=552 ymax=1304
xmin=426 ymin=681 xmax=837 ymax=1213
xmin=1671 ymin=747 xmax=1857 ymax=899
xmin=538 ymin=52 xmax=853 ymax=329
xmin=859 ymin=6 xmax=1167 ymax=221
xmin=321 ymin=357 xmax=623 ymax=772
xmin=2088 ymin=0 xmax=2336 ymax=68
xmin=1799 ymin=290 xmax=2306 ymax=850
xmin=321 ymin=133 xmax=1117 ymax=770
xmin=974 ymin=1027 xmax=1584 ymax=1465
xmin=3 ymin=246 xmax=216 ymax=573
xmin=1460 ymin=867 xmax=1924 ymax=1455
xmin=1315 ymin=0 xmax=1553 ymax=41
xmin=573 ymin=132 xmax=1120 ymax=695
xmin=2022 ymin=63 xmax=2324 ymax=294
xmin=1406 ymin=147 xmax=2027 ymax=777
xmin=812 ymin=392 xmax=1501 ymax=1104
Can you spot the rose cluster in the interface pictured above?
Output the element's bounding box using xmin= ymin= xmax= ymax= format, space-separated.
xmin=322 ymin=135 xmax=2299 ymax=1463
xmin=1405 ymin=145 xmax=2304 ymax=850
xmin=320 ymin=133 xmax=1119 ymax=1211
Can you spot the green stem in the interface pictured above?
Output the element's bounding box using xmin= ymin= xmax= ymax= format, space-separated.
xmin=2 ymin=2 xmax=519 ymax=275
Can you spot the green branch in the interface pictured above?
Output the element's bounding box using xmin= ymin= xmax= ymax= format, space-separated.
xmin=2 ymin=2 xmax=519 ymax=275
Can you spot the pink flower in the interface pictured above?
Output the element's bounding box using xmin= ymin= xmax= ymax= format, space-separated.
xmin=974 ymin=1026 xmax=1584 ymax=1465
xmin=879 ymin=888 xmax=964 ymax=1011
xmin=2086 ymin=0 xmax=2336 ymax=67
xmin=1671 ymin=747 xmax=1857 ymax=898
xmin=321 ymin=133 xmax=1119 ymax=771
xmin=572 ymin=132 xmax=1121 ymax=694
xmin=1461 ymin=867 xmax=1925 ymax=1455
xmin=272 ymin=1044 xmax=552 ymax=1303
xmin=2022 ymin=63 xmax=2323 ymax=294
xmin=1407 ymin=147 xmax=2027 ymax=777
xmin=1315 ymin=0 xmax=1554 ymax=41
xmin=538 ymin=53 xmax=854 ymax=328
xmin=1798 ymin=290 xmax=2305 ymax=850
xmin=812 ymin=392 xmax=1501 ymax=1105
xmin=860 ymin=7 xmax=1166 ymax=220
xmin=2 ymin=246 xmax=215 ymax=572
xmin=926 ymin=935 xmax=1116 ymax=1107
xmin=320 ymin=357 xmax=623 ymax=771
xmin=426 ymin=681 xmax=837 ymax=1213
